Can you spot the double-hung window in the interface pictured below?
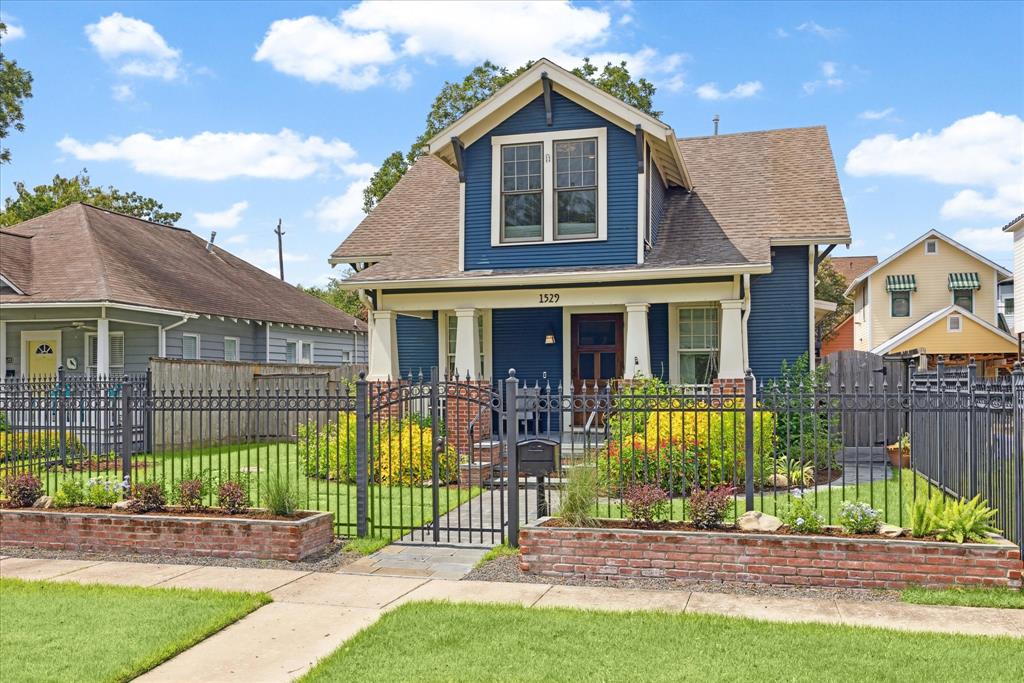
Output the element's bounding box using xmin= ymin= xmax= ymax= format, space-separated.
xmin=677 ymin=307 xmax=720 ymax=385
xmin=890 ymin=291 xmax=911 ymax=317
xmin=554 ymin=138 xmax=598 ymax=239
xmin=182 ymin=333 xmax=200 ymax=360
xmin=284 ymin=340 xmax=313 ymax=364
xmin=500 ymin=143 xmax=543 ymax=242
xmin=223 ymin=337 xmax=240 ymax=362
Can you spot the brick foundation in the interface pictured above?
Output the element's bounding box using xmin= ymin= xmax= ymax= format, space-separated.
xmin=710 ymin=377 xmax=746 ymax=394
xmin=0 ymin=509 xmax=334 ymax=562
xmin=519 ymin=520 xmax=1023 ymax=590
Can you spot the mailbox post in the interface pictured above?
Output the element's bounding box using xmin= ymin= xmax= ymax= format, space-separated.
xmin=517 ymin=438 xmax=560 ymax=518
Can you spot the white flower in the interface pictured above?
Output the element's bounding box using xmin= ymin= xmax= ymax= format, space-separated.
xmin=796 ymin=517 xmax=805 ymax=526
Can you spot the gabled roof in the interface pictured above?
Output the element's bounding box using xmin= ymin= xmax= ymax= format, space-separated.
xmin=1002 ymin=214 xmax=1024 ymax=233
xmin=828 ymin=255 xmax=878 ymax=284
xmin=331 ymin=125 xmax=851 ymax=287
xmin=871 ymin=304 xmax=1016 ymax=354
xmin=844 ymin=229 xmax=1012 ymax=296
xmin=0 ymin=204 xmax=364 ymax=332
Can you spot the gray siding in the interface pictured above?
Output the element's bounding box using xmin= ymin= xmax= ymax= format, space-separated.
xmin=165 ymin=317 xmax=261 ymax=361
xmin=266 ymin=325 xmax=366 ymax=365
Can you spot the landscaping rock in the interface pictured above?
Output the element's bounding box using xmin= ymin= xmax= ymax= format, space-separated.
xmin=879 ymin=524 xmax=904 ymax=538
xmin=736 ymin=511 xmax=783 ymax=532
xmin=32 ymin=496 xmax=53 ymax=509
xmin=111 ymin=500 xmax=133 ymax=511
xmin=765 ymin=474 xmax=789 ymax=489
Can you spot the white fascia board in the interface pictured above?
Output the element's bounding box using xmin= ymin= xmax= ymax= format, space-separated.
xmin=0 ymin=300 xmax=197 ymax=318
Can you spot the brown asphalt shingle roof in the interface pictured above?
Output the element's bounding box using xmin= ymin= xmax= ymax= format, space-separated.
xmin=828 ymin=255 xmax=878 ymax=284
xmin=332 ymin=125 xmax=850 ymax=284
xmin=0 ymin=204 xmax=364 ymax=332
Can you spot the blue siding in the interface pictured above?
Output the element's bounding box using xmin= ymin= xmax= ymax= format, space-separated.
xmin=748 ymin=246 xmax=811 ymax=380
xmin=647 ymin=303 xmax=669 ymax=381
xmin=649 ymin=161 xmax=666 ymax=246
xmin=463 ymin=92 xmax=638 ymax=270
xmin=491 ymin=308 xmax=562 ymax=388
xmin=397 ymin=312 xmax=438 ymax=379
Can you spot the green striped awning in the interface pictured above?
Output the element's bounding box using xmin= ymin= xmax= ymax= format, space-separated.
xmin=948 ymin=272 xmax=981 ymax=290
xmin=885 ymin=274 xmax=917 ymax=292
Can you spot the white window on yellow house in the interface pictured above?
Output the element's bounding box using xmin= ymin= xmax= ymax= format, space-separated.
xmin=948 ymin=272 xmax=979 ymax=313
xmin=886 ymin=275 xmax=916 ymax=318
xmin=677 ymin=306 xmax=719 ymax=385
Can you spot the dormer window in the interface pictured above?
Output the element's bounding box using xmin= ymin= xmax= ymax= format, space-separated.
xmin=491 ymin=127 xmax=607 ymax=246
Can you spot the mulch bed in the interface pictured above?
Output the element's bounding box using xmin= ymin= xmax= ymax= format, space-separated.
xmin=539 ymin=517 xmax=907 ymax=541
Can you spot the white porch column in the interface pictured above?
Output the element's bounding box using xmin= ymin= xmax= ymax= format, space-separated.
xmin=453 ymin=308 xmax=480 ymax=379
xmin=0 ymin=320 xmax=7 ymax=381
xmin=623 ymin=303 xmax=651 ymax=379
xmin=366 ymin=310 xmax=399 ymax=381
xmin=96 ymin=318 xmax=111 ymax=378
xmin=718 ymin=299 xmax=745 ymax=379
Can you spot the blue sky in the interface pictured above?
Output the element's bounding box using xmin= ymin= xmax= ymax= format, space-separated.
xmin=1 ymin=0 xmax=1021 ymax=285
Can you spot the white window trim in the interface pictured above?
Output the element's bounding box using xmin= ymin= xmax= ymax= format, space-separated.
xmin=182 ymin=333 xmax=201 ymax=360
xmin=302 ymin=341 xmax=314 ymax=364
xmin=890 ymin=290 xmax=912 ymax=318
xmin=223 ymin=336 xmax=241 ymax=362
xmin=951 ymin=288 xmax=974 ymax=313
xmin=438 ymin=310 xmax=492 ymax=380
xmin=284 ymin=339 xmax=314 ymax=364
xmin=947 ymin=315 xmax=962 ymax=332
xmin=490 ymin=127 xmax=608 ymax=247
xmin=925 ymin=239 xmax=938 ymax=255
xmin=668 ymin=303 xmax=721 ymax=386
xmin=86 ymin=331 xmax=125 ymax=373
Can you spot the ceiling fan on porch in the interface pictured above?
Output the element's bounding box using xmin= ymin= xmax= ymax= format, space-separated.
xmin=57 ymin=321 xmax=96 ymax=331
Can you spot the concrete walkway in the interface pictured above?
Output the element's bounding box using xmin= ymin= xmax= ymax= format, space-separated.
xmin=2 ymin=557 xmax=1022 ymax=683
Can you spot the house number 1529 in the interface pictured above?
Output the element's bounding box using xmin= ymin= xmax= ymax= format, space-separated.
xmin=538 ymin=293 xmax=560 ymax=303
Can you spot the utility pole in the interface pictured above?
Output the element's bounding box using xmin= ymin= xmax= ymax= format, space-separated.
xmin=274 ymin=219 xmax=285 ymax=281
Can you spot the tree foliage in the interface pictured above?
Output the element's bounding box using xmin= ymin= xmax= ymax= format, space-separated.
xmin=301 ymin=271 xmax=367 ymax=321
xmin=815 ymin=259 xmax=853 ymax=341
xmin=0 ymin=22 xmax=34 ymax=165
xmin=362 ymin=59 xmax=660 ymax=212
xmin=0 ymin=170 xmax=182 ymax=227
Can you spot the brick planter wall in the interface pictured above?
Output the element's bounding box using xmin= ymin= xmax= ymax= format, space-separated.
xmin=519 ymin=520 xmax=1023 ymax=590
xmin=0 ymin=509 xmax=334 ymax=562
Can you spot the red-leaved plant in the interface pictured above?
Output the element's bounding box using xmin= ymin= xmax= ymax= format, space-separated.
xmin=217 ymin=480 xmax=248 ymax=515
xmin=129 ymin=482 xmax=166 ymax=513
xmin=2 ymin=473 xmax=44 ymax=508
xmin=177 ymin=478 xmax=205 ymax=512
xmin=622 ymin=483 xmax=669 ymax=527
xmin=688 ymin=484 xmax=736 ymax=529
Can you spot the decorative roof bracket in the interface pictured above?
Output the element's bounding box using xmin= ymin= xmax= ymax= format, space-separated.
xmin=635 ymin=124 xmax=644 ymax=174
xmin=451 ymin=136 xmax=466 ymax=183
xmin=541 ymin=72 xmax=553 ymax=126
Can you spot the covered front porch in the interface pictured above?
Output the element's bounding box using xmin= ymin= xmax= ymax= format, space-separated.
xmin=364 ymin=277 xmax=750 ymax=390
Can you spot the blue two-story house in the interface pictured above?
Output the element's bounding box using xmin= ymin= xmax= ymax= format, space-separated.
xmin=330 ymin=59 xmax=851 ymax=389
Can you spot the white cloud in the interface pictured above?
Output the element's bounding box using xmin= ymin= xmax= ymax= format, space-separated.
xmin=775 ymin=27 xmax=789 ymax=38
xmin=802 ymin=61 xmax=844 ymax=94
xmin=846 ymin=112 xmax=1024 ymax=221
xmin=586 ymin=47 xmax=689 ymax=90
xmin=953 ymin=227 xmax=1014 ymax=254
xmin=111 ymin=84 xmax=135 ymax=102
xmin=222 ymin=233 xmax=249 ymax=246
xmin=695 ymin=80 xmax=762 ymax=101
xmin=1 ymin=15 xmax=25 ymax=40
xmin=237 ymin=247 xmax=310 ymax=277
xmin=57 ymin=129 xmax=364 ymax=181
xmin=85 ymin=13 xmax=182 ymax=80
xmin=194 ymin=201 xmax=249 ymax=230
xmin=796 ymin=20 xmax=841 ymax=39
xmin=312 ymin=177 xmax=372 ymax=237
xmin=859 ymin=107 xmax=895 ymax=121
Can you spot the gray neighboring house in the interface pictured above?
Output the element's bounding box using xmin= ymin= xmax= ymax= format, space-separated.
xmin=0 ymin=203 xmax=366 ymax=378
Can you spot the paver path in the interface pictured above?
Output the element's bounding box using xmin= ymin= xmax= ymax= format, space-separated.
xmin=2 ymin=557 xmax=1021 ymax=682
xmin=339 ymin=544 xmax=488 ymax=579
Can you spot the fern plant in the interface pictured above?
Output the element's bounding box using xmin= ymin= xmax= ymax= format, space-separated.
xmin=909 ymin=493 xmax=945 ymax=538
xmin=933 ymin=495 xmax=1000 ymax=544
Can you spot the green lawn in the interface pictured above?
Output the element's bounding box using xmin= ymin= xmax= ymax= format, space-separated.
xmin=0 ymin=579 xmax=269 ymax=683
xmin=301 ymin=601 xmax=1024 ymax=682
xmin=10 ymin=442 xmax=481 ymax=540
xmin=902 ymin=586 xmax=1024 ymax=610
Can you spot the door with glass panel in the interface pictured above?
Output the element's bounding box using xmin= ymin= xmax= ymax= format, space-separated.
xmin=571 ymin=314 xmax=622 ymax=424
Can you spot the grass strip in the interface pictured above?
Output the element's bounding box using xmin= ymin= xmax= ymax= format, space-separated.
xmin=902 ymin=586 xmax=1024 ymax=609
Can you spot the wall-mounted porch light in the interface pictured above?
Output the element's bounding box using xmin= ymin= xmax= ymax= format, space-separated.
xmin=544 ymin=329 xmax=557 ymax=345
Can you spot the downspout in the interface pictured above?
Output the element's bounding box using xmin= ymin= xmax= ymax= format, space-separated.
xmin=265 ymin=322 xmax=272 ymax=362
xmin=159 ymin=315 xmax=191 ymax=358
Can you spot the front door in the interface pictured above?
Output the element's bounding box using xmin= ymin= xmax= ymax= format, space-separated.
xmin=571 ymin=313 xmax=623 ymax=391
xmin=25 ymin=336 xmax=59 ymax=377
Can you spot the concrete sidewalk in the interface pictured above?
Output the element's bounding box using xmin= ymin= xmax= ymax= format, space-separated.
xmin=2 ymin=556 xmax=1022 ymax=683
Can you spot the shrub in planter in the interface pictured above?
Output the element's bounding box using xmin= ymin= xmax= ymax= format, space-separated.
xmin=218 ymin=480 xmax=249 ymax=515
xmin=623 ymin=483 xmax=669 ymax=527
xmin=129 ymin=481 xmax=166 ymax=513
xmin=2 ymin=473 xmax=43 ymax=507
xmin=177 ymin=478 xmax=206 ymax=512
xmin=375 ymin=421 xmax=457 ymax=486
xmin=298 ymin=412 xmax=358 ymax=482
xmin=688 ymin=484 xmax=735 ymax=529
xmin=262 ymin=476 xmax=299 ymax=516
xmin=85 ymin=477 xmax=128 ymax=507
xmin=838 ymin=501 xmax=881 ymax=534
xmin=559 ymin=466 xmax=598 ymax=527
xmin=53 ymin=478 xmax=86 ymax=508
xmin=782 ymin=490 xmax=825 ymax=534
xmin=933 ymin=495 xmax=1000 ymax=543
xmin=0 ymin=431 xmax=85 ymax=461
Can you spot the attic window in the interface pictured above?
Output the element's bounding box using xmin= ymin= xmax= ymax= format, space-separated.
xmin=947 ymin=315 xmax=962 ymax=332
xmin=925 ymin=239 xmax=938 ymax=255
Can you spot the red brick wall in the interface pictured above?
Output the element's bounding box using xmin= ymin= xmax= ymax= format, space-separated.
xmin=519 ymin=524 xmax=1023 ymax=590
xmin=0 ymin=509 xmax=334 ymax=562
xmin=820 ymin=316 xmax=853 ymax=357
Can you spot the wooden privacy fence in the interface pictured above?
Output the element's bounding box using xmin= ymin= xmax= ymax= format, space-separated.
xmin=822 ymin=350 xmax=909 ymax=447
xmin=148 ymin=358 xmax=366 ymax=450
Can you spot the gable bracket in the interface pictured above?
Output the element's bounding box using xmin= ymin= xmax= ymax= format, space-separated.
xmin=541 ymin=72 xmax=553 ymax=126
xmin=635 ymin=124 xmax=645 ymax=174
xmin=450 ymin=136 xmax=466 ymax=183
xmin=814 ymin=243 xmax=837 ymax=272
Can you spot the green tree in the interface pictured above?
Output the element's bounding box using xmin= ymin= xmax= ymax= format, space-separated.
xmin=362 ymin=59 xmax=660 ymax=212
xmin=301 ymin=271 xmax=367 ymax=321
xmin=0 ymin=170 xmax=182 ymax=226
xmin=0 ymin=22 xmax=34 ymax=164
xmin=815 ymin=259 xmax=853 ymax=341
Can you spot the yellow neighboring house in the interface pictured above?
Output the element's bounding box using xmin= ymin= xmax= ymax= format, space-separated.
xmin=844 ymin=229 xmax=1016 ymax=376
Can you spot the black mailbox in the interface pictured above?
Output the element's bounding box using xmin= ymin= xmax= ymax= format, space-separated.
xmin=516 ymin=438 xmax=560 ymax=476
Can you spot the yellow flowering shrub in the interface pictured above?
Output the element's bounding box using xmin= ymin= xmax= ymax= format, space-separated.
xmin=0 ymin=431 xmax=85 ymax=460
xmin=374 ymin=422 xmax=458 ymax=486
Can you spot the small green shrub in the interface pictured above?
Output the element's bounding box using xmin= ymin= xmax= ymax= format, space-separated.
xmin=2 ymin=473 xmax=43 ymax=507
xmin=217 ymin=480 xmax=248 ymax=515
xmin=933 ymin=495 xmax=1000 ymax=544
xmin=782 ymin=490 xmax=825 ymax=534
xmin=262 ymin=477 xmax=299 ymax=517
xmin=53 ymin=478 xmax=85 ymax=508
xmin=0 ymin=411 xmax=9 ymax=432
xmin=763 ymin=354 xmax=842 ymax=470
xmin=129 ymin=481 xmax=166 ymax=513
xmin=85 ymin=477 xmax=127 ymax=507
xmin=623 ymin=483 xmax=668 ymax=527
xmin=298 ymin=412 xmax=358 ymax=482
xmin=909 ymin=494 xmax=945 ymax=538
xmin=559 ymin=467 xmax=598 ymax=527
xmin=838 ymin=501 xmax=881 ymax=534
xmin=688 ymin=485 xmax=734 ymax=529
